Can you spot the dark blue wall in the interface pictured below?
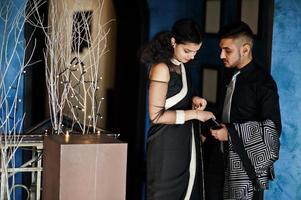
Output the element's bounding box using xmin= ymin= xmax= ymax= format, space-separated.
xmin=266 ymin=0 xmax=301 ymax=199
xmin=148 ymin=0 xmax=203 ymax=38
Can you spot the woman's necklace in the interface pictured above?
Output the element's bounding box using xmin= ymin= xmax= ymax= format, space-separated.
xmin=170 ymin=58 xmax=182 ymax=74
xmin=170 ymin=58 xmax=182 ymax=66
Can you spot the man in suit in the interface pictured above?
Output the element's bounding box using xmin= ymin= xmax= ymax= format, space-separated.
xmin=207 ymin=21 xmax=281 ymax=200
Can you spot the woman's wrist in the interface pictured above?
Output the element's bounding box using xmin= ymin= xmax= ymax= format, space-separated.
xmin=195 ymin=110 xmax=198 ymax=120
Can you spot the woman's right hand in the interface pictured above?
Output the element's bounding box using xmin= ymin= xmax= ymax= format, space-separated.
xmin=192 ymin=96 xmax=207 ymax=111
xmin=196 ymin=110 xmax=215 ymax=122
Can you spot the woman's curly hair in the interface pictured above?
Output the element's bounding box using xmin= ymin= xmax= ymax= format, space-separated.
xmin=140 ymin=31 xmax=173 ymax=66
xmin=140 ymin=18 xmax=203 ymax=67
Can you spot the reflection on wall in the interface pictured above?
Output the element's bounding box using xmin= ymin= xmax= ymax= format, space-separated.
xmin=266 ymin=0 xmax=301 ymax=199
xmin=204 ymin=0 xmax=221 ymax=34
xmin=240 ymin=0 xmax=259 ymax=34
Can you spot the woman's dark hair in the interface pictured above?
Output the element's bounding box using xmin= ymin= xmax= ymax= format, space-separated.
xmin=140 ymin=31 xmax=174 ymax=66
xmin=172 ymin=18 xmax=203 ymax=45
xmin=140 ymin=18 xmax=203 ymax=66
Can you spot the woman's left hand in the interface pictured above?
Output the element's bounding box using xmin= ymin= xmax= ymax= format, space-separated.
xmin=192 ymin=96 xmax=207 ymax=111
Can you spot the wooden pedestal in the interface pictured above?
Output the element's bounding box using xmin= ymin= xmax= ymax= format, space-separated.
xmin=42 ymin=134 xmax=127 ymax=200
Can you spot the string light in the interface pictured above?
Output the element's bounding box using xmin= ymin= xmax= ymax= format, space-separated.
xmin=65 ymin=130 xmax=70 ymax=142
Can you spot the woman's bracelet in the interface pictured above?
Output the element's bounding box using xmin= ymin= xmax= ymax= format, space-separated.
xmin=175 ymin=110 xmax=185 ymax=124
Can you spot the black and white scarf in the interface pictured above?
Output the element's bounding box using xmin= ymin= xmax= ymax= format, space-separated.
xmin=224 ymin=119 xmax=280 ymax=200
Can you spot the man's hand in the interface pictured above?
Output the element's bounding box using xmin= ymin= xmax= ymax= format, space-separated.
xmin=192 ymin=96 xmax=207 ymax=111
xmin=210 ymin=124 xmax=229 ymax=141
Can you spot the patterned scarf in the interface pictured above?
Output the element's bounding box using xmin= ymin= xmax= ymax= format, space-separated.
xmin=224 ymin=119 xmax=280 ymax=200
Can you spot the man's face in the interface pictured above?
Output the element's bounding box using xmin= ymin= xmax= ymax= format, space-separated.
xmin=219 ymin=38 xmax=242 ymax=68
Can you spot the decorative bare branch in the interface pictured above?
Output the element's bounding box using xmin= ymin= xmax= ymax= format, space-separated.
xmin=29 ymin=0 xmax=114 ymax=134
xmin=0 ymin=0 xmax=46 ymax=199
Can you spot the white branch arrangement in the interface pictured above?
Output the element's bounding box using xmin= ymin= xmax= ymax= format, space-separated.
xmin=1 ymin=0 xmax=113 ymax=198
xmin=29 ymin=0 xmax=113 ymax=134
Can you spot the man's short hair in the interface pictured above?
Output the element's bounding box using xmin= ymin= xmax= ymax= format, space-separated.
xmin=219 ymin=21 xmax=254 ymax=46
